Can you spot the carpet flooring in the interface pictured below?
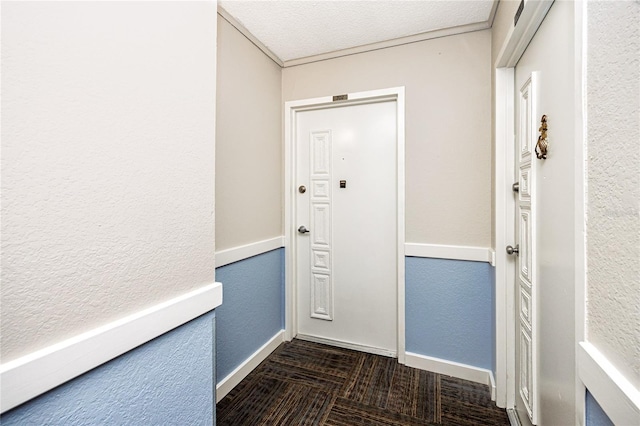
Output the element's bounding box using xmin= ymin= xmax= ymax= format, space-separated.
xmin=217 ymin=339 xmax=510 ymax=425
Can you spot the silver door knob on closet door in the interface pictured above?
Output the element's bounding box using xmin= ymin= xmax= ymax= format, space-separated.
xmin=298 ymin=226 xmax=310 ymax=234
xmin=506 ymin=244 xmax=519 ymax=256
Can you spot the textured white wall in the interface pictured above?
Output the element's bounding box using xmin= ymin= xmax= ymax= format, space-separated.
xmin=586 ymin=0 xmax=640 ymax=388
xmin=216 ymin=16 xmax=283 ymax=251
xmin=283 ymin=30 xmax=492 ymax=247
xmin=1 ymin=2 xmax=217 ymax=362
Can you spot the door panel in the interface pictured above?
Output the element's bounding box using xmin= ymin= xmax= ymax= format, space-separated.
xmin=295 ymin=101 xmax=397 ymax=355
xmin=512 ymin=2 xmax=577 ymax=423
xmin=514 ymin=74 xmax=538 ymax=426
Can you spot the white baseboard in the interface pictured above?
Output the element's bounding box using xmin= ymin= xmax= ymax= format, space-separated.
xmin=578 ymin=341 xmax=640 ymax=425
xmin=405 ymin=243 xmax=494 ymax=264
xmin=215 ymin=237 xmax=285 ymax=267
xmin=1 ymin=282 xmax=223 ymax=413
xmin=216 ymin=330 xmax=285 ymax=403
xmin=296 ymin=334 xmax=397 ymax=358
xmin=405 ymin=352 xmax=496 ymax=401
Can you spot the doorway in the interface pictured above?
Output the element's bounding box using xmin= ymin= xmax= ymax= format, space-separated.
xmin=284 ymin=87 xmax=406 ymax=361
xmin=495 ymin=1 xmax=579 ymax=425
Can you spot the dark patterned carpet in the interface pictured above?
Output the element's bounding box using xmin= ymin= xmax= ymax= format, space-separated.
xmin=217 ymin=339 xmax=510 ymax=425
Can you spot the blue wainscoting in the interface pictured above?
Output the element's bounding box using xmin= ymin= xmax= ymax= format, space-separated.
xmin=215 ymin=248 xmax=284 ymax=382
xmin=1 ymin=312 xmax=216 ymax=426
xmin=406 ymin=257 xmax=494 ymax=370
xmin=586 ymin=390 xmax=614 ymax=426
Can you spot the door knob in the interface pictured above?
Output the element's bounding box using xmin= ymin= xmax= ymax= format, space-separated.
xmin=298 ymin=226 xmax=310 ymax=234
xmin=506 ymin=244 xmax=519 ymax=256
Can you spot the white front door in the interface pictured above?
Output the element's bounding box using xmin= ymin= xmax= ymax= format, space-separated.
xmin=513 ymin=73 xmax=539 ymax=426
xmin=295 ymin=100 xmax=397 ymax=356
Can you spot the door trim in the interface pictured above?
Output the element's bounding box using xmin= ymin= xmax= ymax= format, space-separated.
xmin=297 ymin=334 xmax=397 ymax=358
xmin=284 ymin=87 xmax=406 ymax=363
xmin=494 ymin=0 xmax=554 ymax=409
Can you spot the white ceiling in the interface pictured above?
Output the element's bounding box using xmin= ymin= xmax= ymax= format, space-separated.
xmin=219 ymin=0 xmax=497 ymax=64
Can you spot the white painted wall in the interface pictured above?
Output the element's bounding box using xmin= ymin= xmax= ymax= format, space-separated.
xmin=215 ymin=15 xmax=283 ymax=252
xmin=585 ymin=0 xmax=640 ymax=389
xmin=1 ymin=2 xmax=217 ymax=362
xmin=283 ymin=30 xmax=492 ymax=248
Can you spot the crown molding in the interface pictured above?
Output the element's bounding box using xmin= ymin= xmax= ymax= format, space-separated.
xmin=219 ymin=1 xmax=498 ymax=69
xmin=217 ymin=6 xmax=284 ymax=67
xmin=283 ymin=21 xmax=491 ymax=68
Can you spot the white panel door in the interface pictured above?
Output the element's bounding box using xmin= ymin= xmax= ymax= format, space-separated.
xmin=295 ymin=101 xmax=397 ymax=355
xmin=513 ymin=73 xmax=539 ymax=426
xmin=509 ymin=2 xmax=578 ymax=423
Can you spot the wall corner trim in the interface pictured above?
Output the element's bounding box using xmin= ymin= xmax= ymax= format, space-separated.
xmin=217 ymin=6 xmax=284 ymax=67
xmin=0 ymin=282 xmax=223 ymax=414
xmin=578 ymin=341 xmax=640 ymax=425
xmin=405 ymin=352 xmax=496 ymax=401
xmin=216 ymin=330 xmax=285 ymax=402
xmin=405 ymin=243 xmax=493 ymax=264
xmin=215 ymin=237 xmax=285 ymax=268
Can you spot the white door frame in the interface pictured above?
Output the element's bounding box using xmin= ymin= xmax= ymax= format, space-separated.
xmin=494 ymin=0 xmax=554 ymax=409
xmin=284 ymin=87 xmax=406 ymax=363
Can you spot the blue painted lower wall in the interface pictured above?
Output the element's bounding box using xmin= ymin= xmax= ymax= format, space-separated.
xmin=1 ymin=312 xmax=216 ymax=425
xmin=1 ymin=250 xmax=496 ymax=425
xmin=586 ymin=390 xmax=614 ymax=426
xmin=406 ymin=257 xmax=495 ymax=371
xmin=215 ymin=248 xmax=284 ymax=382
xmin=215 ymin=250 xmax=495 ymax=378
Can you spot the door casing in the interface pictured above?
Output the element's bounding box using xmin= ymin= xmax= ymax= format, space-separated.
xmin=493 ymin=0 xmax=554 ymax=410
xmin=496 ymin=2 xmax=588 ymax=423
xmin=284 ymin=87 xmax=406 ymax=363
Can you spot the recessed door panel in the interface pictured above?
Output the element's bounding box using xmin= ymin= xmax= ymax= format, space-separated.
xmin=514 ymin=74 xmax=538 ymax=425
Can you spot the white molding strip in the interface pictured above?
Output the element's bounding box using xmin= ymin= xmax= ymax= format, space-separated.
xmin=215 ymin=237 xmax=285 ymax=268
xmin=216 ymin=330 xmax=285 ymax=402
xmin=494 ymin=66 xmax=516 ymax=409
xmin=507 ymin=408 xmax=522 ymax=426
xmin=405 ymin=243 xmax=494 ymax=264
xmin=578 ymin=341 xmax=640 ymax=425
xmin=283 ymin=21 xmax=491 ymax=68
xmin=296 ymin=334 xmax=397 ymax=359
xmin=494 ymin=0 xmax=554 ymax=68
xmin=406 ymin=352 xmax=497 ymax=401
xmin=573 ymin=1 xmax=588 ymax=423
xmin=217 ymin=7 xmax=284 ymax=67
xmin=0 ymin=282 xmax=223 ymax=413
